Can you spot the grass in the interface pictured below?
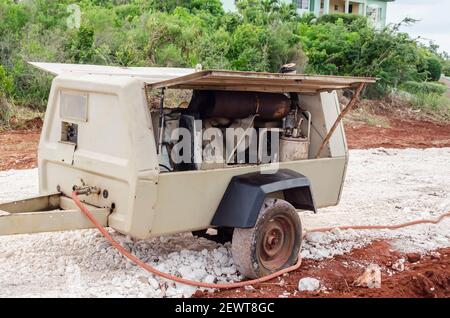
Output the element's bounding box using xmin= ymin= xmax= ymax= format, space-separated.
xmin=400 ymin=81 xmax=447 ymax=95
xmin=0 ymin=99 xmax=43 ymax=132
xmin=408 ymin=92 xmax=450 ymax=121
xmin=0 ymin=96 xmax=13 ymax=127
xmin=365 ymin=115 xmax=391 ymax=128
xmin=346 ymin=106 xmax=391 ymax=128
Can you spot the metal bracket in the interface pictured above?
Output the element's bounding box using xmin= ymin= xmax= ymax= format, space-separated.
xmin=315 ymin=83 xmax=366 ymax=159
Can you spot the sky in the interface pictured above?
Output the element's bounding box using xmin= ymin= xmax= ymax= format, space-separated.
xmin=386 ymin=0 xmax=450 ymax=55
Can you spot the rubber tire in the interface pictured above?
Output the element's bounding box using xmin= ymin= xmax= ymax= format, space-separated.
xmin=231 ymin=198 xmax=302 ymax=279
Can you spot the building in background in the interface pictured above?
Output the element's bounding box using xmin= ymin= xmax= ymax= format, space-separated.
xmin=221 ymin=0 xmax=394 ymax=28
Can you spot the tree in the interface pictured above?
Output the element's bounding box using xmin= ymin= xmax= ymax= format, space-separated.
xmin=425 ymin=57 xmax=442 ymax=81
xmin=0 ymin=0 xmax=446 ymax=108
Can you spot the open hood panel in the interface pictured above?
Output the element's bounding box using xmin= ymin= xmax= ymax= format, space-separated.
xmin=147 ymin=70 xmax=376 ymax=94
xmin=28 ymin=62 xmax=196 ymax=83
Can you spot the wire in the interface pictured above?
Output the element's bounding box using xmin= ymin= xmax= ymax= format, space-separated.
xmin=159 ymin=164 xmax=172 ymax=172
xmin=72 ymin=191 xmax=450 ymax=290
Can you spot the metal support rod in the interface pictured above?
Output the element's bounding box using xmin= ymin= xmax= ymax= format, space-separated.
xmin=303 ymin=111 xmax=312 ymax=142
xmin=226 ymin=114 xmax=258 ymax=164
xmin=315 ymin=83 xmax=365 ymax=159
xmin=158 ymin=87 xmax=166 ymax=154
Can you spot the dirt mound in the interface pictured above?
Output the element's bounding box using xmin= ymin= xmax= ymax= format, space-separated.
xmin=195 ymin=241 xmax=450 ymax=298
xmin=6 ymin=116 xmax=43 ymax=131
xmin=21 ymin=117 xmax=43 ymax=130
xmin=0 ymin=128 xmax=40 ymax=170
xmin=346 ymin=118 xmax=450 ymax=149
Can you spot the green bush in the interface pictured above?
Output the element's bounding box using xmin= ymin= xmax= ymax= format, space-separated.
xmin=425 ymin=57 xmax=442 ymax=81
xmin=317 ymin=13 xmax=366 ymax=26
xmin=298 ymin=12 xmax=316 ymax=24
xmin=0 ymin=64 xmax=13 ymax=96
xmin=299 ymin=17 xmax=432 ymax=97
xmin=0 ymin=64 xmax=13 ymax=125
xmin=444 ymin=63 xmax=450 ymax=77
xmin=9 ymin=59 xmax=52 ymax=110
xmin=0 ymin=0 xmax=447 ymax=110
xmin=442 ymin=59 xmax=450 ymax=77
xmin=0 ymin=95 xmax=12 ymax=125
xmin=400 ymin=81 xmax=447 ymax=96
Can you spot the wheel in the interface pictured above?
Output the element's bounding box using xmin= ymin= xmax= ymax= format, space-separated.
xmin=232 ymin=198 xmax=302 ymax=279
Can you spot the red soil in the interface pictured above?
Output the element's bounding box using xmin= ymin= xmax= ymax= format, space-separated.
xmin=195 ymin=241 xmax=450 ymax=298
xmin=0 ymin=129 xmax=41 ymax=171
xmin=346 ymin=118 xmax=450 ymax=150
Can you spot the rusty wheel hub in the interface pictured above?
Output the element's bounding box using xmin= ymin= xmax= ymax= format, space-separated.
xmin=258 ymin=215 xmax=295 ymax=270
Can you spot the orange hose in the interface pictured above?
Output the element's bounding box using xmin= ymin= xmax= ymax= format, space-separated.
xmin=72 ymin=191 xmax=450 ymax=289
xmin=304 ymin=211 xmax=450 ymax=234
xmin=72 ymin=191 xmax=302 ymax=289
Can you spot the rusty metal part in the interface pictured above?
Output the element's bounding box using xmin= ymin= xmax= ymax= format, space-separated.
xmin=158 ymin=87 xmax=166 ymax=154
xmin=147 ymin=69 xmax=377 ymax=94
xmin=315 ymin=83 xmax=366 ymax=158
xmin=280 ymin=136 xmax=309 ymax=162
xmin=72 ymin=185 xmax=101 ymax=196
xmin=189 ymin=91 xmax=290 ymax=120
xmin=258 ymin=213 xmax=296 ymax=270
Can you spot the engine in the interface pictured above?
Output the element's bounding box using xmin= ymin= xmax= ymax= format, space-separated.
xmin=157 ymin=90 xmax=311 ymax=172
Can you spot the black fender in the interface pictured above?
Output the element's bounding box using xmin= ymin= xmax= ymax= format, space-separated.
xmin=211 ymin=169 xmax=316 ymax=229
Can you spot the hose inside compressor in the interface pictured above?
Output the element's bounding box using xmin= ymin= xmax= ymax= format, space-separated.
xmin=72 ymin=191 xmax=450 ymax=290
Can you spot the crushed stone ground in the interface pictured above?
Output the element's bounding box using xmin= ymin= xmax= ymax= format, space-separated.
xmin=0 ymin=148 xmax=449 ymax=297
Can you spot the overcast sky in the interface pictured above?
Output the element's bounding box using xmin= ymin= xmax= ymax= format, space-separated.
xmin=386 ymin=0 xmax=450 ymax=55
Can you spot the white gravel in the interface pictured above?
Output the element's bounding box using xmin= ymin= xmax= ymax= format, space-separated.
xmin=298 ymin=277 xmax=321 ymax=292
xmin=0 ymin=148 xmax=449 ymax=297
xmin=301 ymin=147 xmax=450 ymax=259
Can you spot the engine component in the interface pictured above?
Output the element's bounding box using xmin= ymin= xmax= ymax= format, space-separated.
xmin=189 ymin=91 xmax=290 ymax=120
xmin=172 ymin=114 xmax=202 ymax=171
xmin=254 ymin=120 xmax=282 ymax=129
xmin=279 ymin=63 xmax=297 ymax=74
xmin=61 ymin=121 xmax=78 ymax=144
xmin=225 ymin=115 xmax=257 ymax=164
xmin=280 ymin=111 xmax=312 ymax=161
xmin=283 ymin=110 xmax=304 ymax=138
xmin=279 ymin=136 xmax=309 ymax=162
